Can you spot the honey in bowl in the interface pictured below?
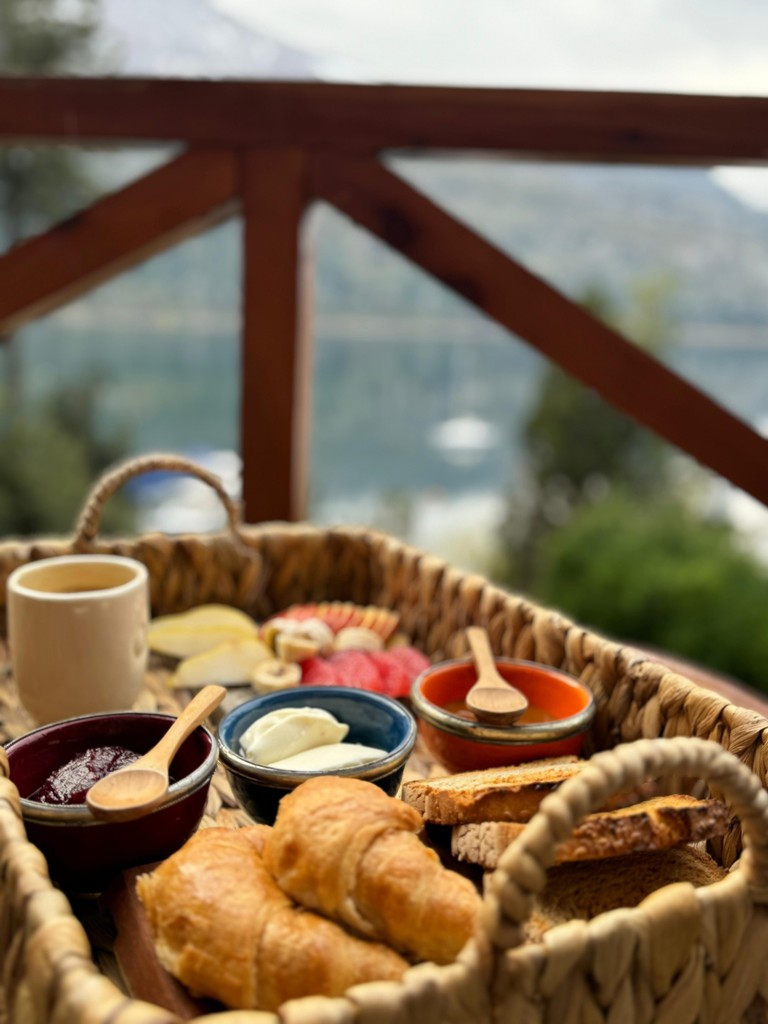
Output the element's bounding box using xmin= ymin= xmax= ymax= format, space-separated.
xmin=411 ymin=657 xmax=595 ymax=773
xmin=443 ymin=699 xmax=555 ymax=725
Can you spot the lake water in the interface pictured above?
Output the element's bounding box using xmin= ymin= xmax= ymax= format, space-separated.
xmin=12 ymin=313 xmax=768 ymax=570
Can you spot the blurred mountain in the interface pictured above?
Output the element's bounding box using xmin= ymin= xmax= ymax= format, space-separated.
xmin=364 ymin=158 xmax=768 ymax=328
xmin=16 ymin=0 xmax=768 ymax=509
xmin=87 ymin=0 xmax=768 ymax=334
xmin=98 ymin=0 xmax=318 ymax=79
xmin=66 ymin=154 xmax=768 ymax=332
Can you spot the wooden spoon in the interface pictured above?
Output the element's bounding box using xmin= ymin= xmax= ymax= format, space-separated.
xmin=86 ymin=684 xmax=226 ymax=822
xmin=464 ymin=627 xmax=529 ymax=725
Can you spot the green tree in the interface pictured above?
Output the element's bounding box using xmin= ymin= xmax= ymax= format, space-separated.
xmin=533 ymin=493 xmax=768 ymax=689
xmin=0 ymin=375 xmax=134 ymax=537
xmin=493 ymin=275 xmax=768 ymax=689
xmin=498 ymin=277 xmax=676 ymax=589
xmin=0 ymin=0 xmax=102 ymax=404
xmin=0 ymin=1 xmax=133 ymax=536
xmin=0 ymin=0 xmax=101 ymax=246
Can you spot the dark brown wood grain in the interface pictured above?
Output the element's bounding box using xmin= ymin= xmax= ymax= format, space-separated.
xmin=106 ymin=865 xmax=218 ymax=1020
xmin=0 ymin=148 xmax=238 ymax=334
xmin=0 ymin=78 xmax=767 ymax=164
xmin=1 ymin=76 xmax=767 ymax=522
xmin=240 ymin=148 xmax=312 ymax=523
xmin=311 ymin=154 xmax=768 ymax=506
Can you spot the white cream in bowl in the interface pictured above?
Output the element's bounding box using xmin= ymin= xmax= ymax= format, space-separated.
xmin=239 ymin=707 xmax=387 ymax=771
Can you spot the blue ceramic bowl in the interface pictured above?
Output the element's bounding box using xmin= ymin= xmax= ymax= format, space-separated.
xmin=217 ymin=686 xmax=418 ymax=824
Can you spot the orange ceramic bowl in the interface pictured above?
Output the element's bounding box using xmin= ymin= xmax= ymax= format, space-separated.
xmin=410 ymin=657 xmax=595 ymax=773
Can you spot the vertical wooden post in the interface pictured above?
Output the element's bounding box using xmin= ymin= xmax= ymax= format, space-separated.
xmin=240 ymin=149 xmax=311 ymax=523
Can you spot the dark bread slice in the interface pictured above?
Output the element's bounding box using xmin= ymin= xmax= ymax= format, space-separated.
xmin=452 ymin=795 xmax=730 ymax=868
xmin=523 ymin=845 xmax=727 ymax=941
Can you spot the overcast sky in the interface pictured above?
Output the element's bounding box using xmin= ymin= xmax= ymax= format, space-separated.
xmin=216 ymin=0 xmax=768 ymax=210
xmin=216 ymin=0 xmax=768 ymax=94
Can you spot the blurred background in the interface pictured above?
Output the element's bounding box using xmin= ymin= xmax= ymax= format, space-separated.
xmin=3 ymin=0 xmax=768 ymax=688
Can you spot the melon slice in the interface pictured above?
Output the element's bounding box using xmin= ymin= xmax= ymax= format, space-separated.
xmin=272 ymin=602 xmax=400 ymax=641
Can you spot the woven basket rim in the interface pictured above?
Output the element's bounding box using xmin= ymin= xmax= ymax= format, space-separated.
xmin=1 ymin=455 xmax=767 ymax=1023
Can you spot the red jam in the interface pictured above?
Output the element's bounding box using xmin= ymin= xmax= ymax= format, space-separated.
xmin=29 ymin=745 xmax=141 ymax=805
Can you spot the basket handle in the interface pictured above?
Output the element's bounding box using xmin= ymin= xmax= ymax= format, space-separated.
xmin=73 ymin=453 xmax=244 ymax=547
xmin=483 ymin=736 xmax=768 ymax=952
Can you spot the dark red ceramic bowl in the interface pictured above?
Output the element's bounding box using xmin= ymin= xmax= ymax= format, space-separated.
xmin=410 ymin=657 xmax=595 ymax=773
xmin=5 ymin=710 xmax=217 ymax=891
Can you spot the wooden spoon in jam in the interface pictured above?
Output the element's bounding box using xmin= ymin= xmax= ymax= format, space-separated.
xmin=86 ymin=684 xmax=226 ymax=822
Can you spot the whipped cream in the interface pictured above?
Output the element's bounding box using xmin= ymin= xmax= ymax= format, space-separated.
xmin=239 ymin=706 xmax=386 ymax=770
xmin=240 ymin=707 xmax=348 ymax=765
xmin=268 ymin=742 xmax=388 ymax=771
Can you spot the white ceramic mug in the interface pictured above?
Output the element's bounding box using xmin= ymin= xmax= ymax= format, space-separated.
xmin=7 ymin=554 xmax=149 ymax=725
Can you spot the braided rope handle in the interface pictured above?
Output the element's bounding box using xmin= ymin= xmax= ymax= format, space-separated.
xmin=484 ymin=736 xmax=768 ymax=952
xmin=73 ymin=453 xmax=244 ymax=546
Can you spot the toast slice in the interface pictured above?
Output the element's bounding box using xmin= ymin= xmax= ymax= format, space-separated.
xmin=401 ymin=757 xmax=584 ymax=825
xmin=402 ymin=756 xmax=663 ymax=826
xmin=524 ymin=845 xmax=727 ymax=941
xmin=452 ymin=794 xmax=730 ymax=868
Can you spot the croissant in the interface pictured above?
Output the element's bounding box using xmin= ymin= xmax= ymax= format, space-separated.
xmin=262 ymin=775 xmax=483 ymax=964
xmin=136 ymin=826 xmax=408 ymax=1011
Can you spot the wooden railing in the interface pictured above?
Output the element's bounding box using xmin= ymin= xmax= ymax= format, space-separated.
xmin=1 ymin=78 xmax=768 ymax=523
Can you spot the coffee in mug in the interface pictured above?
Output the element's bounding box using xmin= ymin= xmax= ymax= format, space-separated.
xmin=7 ymin=554 xmax=149 ymax=724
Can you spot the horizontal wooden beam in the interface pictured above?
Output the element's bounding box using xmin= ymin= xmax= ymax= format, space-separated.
xmin=1 ymin=78 xmax=767 ymax=165
xmin=0 ymin=148 xmax=238 ymax=334
xmin=311 ymin=153 xmax=768 ymax=507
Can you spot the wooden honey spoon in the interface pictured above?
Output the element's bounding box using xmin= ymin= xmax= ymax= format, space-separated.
xmin=86 ymin=684 xmax=226 ymax=822
xmin=464 ymin=627 xmax=529 ymax=726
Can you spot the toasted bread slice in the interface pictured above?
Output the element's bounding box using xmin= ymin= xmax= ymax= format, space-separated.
xmin=452 ymin=795 xmax=730 ymax=868
xmin=401 ymin=757 xmax=584 ymax=825
xmin=523 ymin=845 xmax=727 ymax=941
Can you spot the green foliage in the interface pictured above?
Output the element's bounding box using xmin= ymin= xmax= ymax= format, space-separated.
xmin=533 ymin=494 xmax=768 ymax=689
xmin=0 ymin=0 xmax=99 ymax=72
xmin=0 ymin=375 xmax=135 ymax=537
xmin=498 ymin=278 xmax=676 ymax=589
xmin=0 ymin=0 xmax=102 ymax=242
xmin=495 ymin=274 xmax=768 ymax=689
xmin=524 ymin=278 xmax=675 ymax=502
xmin=524 ymin=360 xmax=664 ymax=502
xmin=0 ymin=1 xmax=130 ymax=538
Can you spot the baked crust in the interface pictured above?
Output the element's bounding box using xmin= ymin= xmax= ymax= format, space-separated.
xmin=452 ymin=795 xmax=730 ymax=868
xmin=135 ymin=825 xmax=408 ymax=1011
xmin=262 ymin=775 xmax=483 ymax=964
xmin=402 ymin=756 xmax=663 ymax=825
xmin=401 ymin=757 xmax=585 ymax=824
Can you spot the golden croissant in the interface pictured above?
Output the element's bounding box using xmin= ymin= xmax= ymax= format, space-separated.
xmin=263 ymin=775 xmax=483 ymax=964
xmin=136 ymin=825 xmax=408 ymax=1011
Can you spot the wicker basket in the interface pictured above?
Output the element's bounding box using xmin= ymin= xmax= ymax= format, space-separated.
xmin=1 ymin=454 xmax=768 ymax=1024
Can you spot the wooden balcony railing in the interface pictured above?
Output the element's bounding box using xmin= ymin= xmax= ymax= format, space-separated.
xmin=1 ymin=78 xmax=768 ymax=523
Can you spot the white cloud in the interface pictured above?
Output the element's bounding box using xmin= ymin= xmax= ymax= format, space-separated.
xmin=712 ymin=168 xmax=768 ymax=213
xmin=215 ymin=0 xmax=768 ymax=212
xmin=216 ymin=0 xmax=768 ymax=93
